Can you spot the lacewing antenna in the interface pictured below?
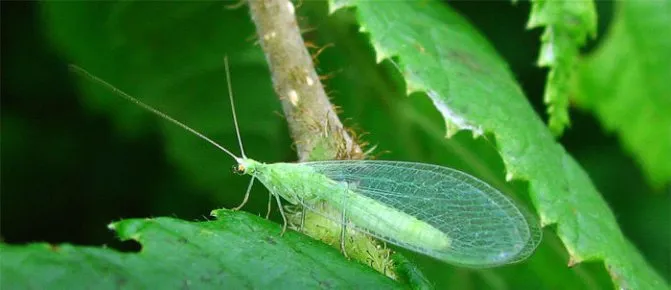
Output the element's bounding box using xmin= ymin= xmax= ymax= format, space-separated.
xmin=224 ymin=56 xmax=247 ymax=159
xmin=68 ymin=63 xmax=242 ymax=162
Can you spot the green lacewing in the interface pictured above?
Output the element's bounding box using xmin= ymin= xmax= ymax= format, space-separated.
xmin=69 ymin=59 xmax=541 ymax=268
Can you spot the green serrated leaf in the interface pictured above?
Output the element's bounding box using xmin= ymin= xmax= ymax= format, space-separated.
xmin=527 ymin=0 xmax=597 ymax=136
xmin=328 ymin=0 xmax=666 ymax=289
xmin=574 ymin=0 xmax=671 ymax=188
xmin=0 ymin=210 xmax=399 ymax=289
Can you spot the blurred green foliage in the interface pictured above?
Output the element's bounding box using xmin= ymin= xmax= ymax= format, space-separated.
xmin=1 ymin=0 xmax=668 ymax=289
xmin=574 ymin=0 xmax=671 ymax=188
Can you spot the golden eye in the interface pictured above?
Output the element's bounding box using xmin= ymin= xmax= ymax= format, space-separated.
xmin=232 ymin=164 xmax=245 ymax=175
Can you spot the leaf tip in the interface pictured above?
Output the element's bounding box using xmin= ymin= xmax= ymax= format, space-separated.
xmin=405 ymin=81 xmax=423 ymax=96
xmin=130 ymin=233 xmax=142 ymax=242
xmin=567 ymin=255 xmax=582 ymax=268
xmin=471 ymin=130 xmax=483 ymax=139
xmin=444 ymin=123 xmax=459 ymax=139
xmin=210 ymin=209 xmax=220 ymax=218
xmin=505 ymin=171 xmax=514 ymax=182
xmin=372 ymin=44 xmax=391 ymax=64
xmin=210 ymin=209 xmax=232 ymax=220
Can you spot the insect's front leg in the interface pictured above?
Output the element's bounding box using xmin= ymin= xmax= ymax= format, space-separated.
xmin=233 ymin=176 xmax=256 ymax=210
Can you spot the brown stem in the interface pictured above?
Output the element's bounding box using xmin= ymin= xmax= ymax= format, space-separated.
xmin=248 ymin=0 xmax=362 ymax=161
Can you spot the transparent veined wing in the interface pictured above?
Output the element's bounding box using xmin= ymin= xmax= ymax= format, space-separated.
xmin=301 ymin=160 xmax=542 ymax=268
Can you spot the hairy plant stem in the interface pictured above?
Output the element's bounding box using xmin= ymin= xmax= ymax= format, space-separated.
xmin=247 ymin=0 xmax=362 ymax=162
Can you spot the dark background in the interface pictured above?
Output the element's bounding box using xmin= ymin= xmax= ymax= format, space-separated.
xmin=2 ymin=0 xmax=669 ymax=286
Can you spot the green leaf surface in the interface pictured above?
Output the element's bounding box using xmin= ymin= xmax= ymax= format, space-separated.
xmin=574 ymin=0 xmax=671 ymax=188
xmin=0 ymin=210 xmax=399 ymax=289
xmin=527 ymin=0 xmax=597 ymax=135
xmin=329 ymin=0 xmax=665 ymax=288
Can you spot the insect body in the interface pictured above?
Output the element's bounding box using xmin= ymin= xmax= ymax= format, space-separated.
xmin=70 ymin=58 xmax=541 ymax=268
xmin=240 ymin=158 xmax=538 ymax=267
